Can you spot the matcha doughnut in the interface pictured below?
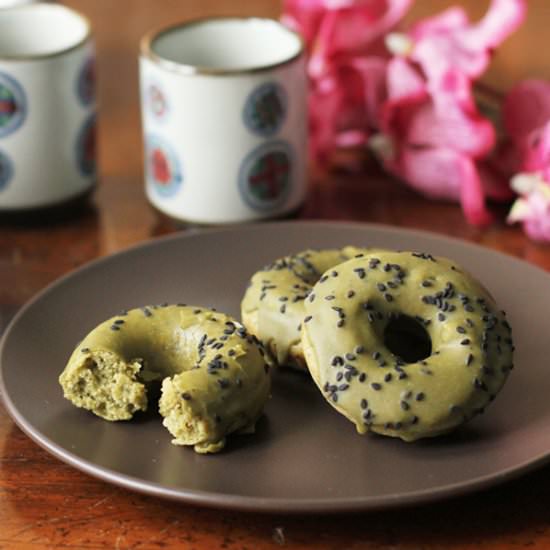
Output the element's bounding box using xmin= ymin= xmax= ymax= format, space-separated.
xmin=301 ymin=251 xmax=514 ymax=441
xmin=59 ymin=305 xmax=271 ymax=453
xmin=241 ymin=247 xmax=369 ymax=368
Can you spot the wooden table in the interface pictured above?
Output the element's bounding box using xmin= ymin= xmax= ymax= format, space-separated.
xmin=2 ymin=1 xmax=550 ymax=548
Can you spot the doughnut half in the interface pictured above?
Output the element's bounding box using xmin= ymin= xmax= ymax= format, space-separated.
xmin=59 ymin=305 xmax=271 ymax=453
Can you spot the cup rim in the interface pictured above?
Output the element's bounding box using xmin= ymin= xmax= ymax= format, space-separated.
xmin=0 ymin=3 xmax=92 ymax=61
xmin=140 ymin=15 xmax=305 ymax=76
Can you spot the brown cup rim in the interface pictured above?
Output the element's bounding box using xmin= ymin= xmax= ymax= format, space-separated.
xmin=140 ymin=15 xmax=306 ymax=76
xmin=0 ymin=3 xmax=92 ymax=61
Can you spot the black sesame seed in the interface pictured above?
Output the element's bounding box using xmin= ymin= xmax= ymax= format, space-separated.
xmin=371 ymin=383 xmax=382 ymax=391
xmin=345 ymin=353 xmax=356 ymax=361
xmin=460 ymin=339 xmax=471 ymax=345
xmin=401 ymin=401 xmax=410 ymax=411
xmin=309 ymin=293 xmax=316 ymax=303
xmin=474 ymin=378 xmax=488 ymax=391
xmin=181 ymin=392 xmax=192 ymax=400
xmin=372 ymin=351 xmax=381 ymax=360
xmin=338 ymin=383 xmax=349 ymax=391
xmin=416 ymin=392 xmax=425 ymax=401
xmin=456 ymin=326 xmax=466 ymax=334
xmin=359 ymin=373 xmax=367 ymax=382
xmin=384 ymin=293 xmax=393 ymax=302
xmin=304 ymin=315 xmax=313 ymax=323
xmin=80 ymin=347 xmax=90 ymax=353
xmin=110 ymin=325 xmax=120 ymax=331
xmin=438 ymin=313 xmax=446 ymax=322
xmin=377 ymin=283 xmax=386 ymax=292
xmin=384 ymin=373 xmax=393 ymax=382
xmin=421 ymin=280 xmax=432 ymax=288
xmin=336 ymin=372 xmax=344 ymax=382
xmin=355 ymin=345 xmax=365 ymax=354
xmin=360 ymin=399 xmax=368 ymax=409
xmin=337 ymin=319 xmax=345 ymax=328
xmin=325 ymin=295 xmax=335 ymax=301
xmin=347 ymin=290 xmax=355 ymax=298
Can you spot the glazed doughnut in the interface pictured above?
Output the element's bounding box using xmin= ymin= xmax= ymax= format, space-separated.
xmin=301 ymin=250 xmax=514 ymax=441
xmin=241 ymin=247 xmax=369 ymax=368
xmin=59 ymin=305 xmax=271 ymax=453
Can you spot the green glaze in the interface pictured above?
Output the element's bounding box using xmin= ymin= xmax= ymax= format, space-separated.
xmin=302 ymin=251 xmax=514 ymax=441
xmin=59 ymin=305 xmax=271 ymax=453
xmin=241 ymin=247 xmax=370 ymax=367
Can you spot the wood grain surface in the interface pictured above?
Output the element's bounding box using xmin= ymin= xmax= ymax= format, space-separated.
xmin=1 ymin=1 xmax=550 ymax=548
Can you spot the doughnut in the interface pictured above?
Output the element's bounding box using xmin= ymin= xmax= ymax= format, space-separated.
xmin=241 ymin=247 xmax=369 ymax=368
xmin=301 ymin=250 xmax=514 ymax=441
xmin=59 ymin=305 xmax=271 ymax=453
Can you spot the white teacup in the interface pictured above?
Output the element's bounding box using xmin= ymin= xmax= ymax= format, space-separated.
xmin=0 ymin=4 xmax=95 ymax=211
xmin=140 ymin=17 xmax=307 ymax=224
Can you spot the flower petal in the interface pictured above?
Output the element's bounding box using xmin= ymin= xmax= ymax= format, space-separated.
xmin=460 ymin=0 xmax=526 ymax=51
xmin=385 ymin=147 xmax=494 ymax=226
xmin=503 ymin=79 xmax=550 ymax=143
xmin=410 ymin=0 xmax=526 ymax=83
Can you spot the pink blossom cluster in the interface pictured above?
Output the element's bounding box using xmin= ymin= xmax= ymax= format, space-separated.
xmin=282 ymin=0 xmax=550 ymax=241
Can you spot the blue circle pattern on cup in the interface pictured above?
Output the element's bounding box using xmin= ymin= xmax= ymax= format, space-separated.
xmin=145 ymin=134 xmax=183 ymax=198
xmin=76 ymin=114 xmax=96 ymax=177
xmin=238 ymin=141 xmax=293 ymax=211
xmin=76 ymin=57 xmax=95 ymax=106
xmin=243 ymin=82 xmax=287 ymax=137
xmin=0 ymin=149 xmax=13 ymax=192
xmin=0 ymin=71 xmax=27 ymax=138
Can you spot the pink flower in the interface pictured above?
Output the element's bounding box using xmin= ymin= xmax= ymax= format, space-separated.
xmin=371 ymin=0 xmax=526 ymax=226
xmin=504 ymin=80 xmax=550 ymax=240
xmin=282 ymin=0 xmax=412 ymax=162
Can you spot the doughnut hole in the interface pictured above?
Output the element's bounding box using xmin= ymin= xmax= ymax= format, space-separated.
xmin=384 ymin=314 xmax=432 ymax=363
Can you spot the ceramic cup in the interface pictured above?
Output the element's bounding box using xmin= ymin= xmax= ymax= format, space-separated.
xmin=140 ymin=17 xmax=307 ymax=224
xmin=0 ymin=4 xmax=95 ymax=211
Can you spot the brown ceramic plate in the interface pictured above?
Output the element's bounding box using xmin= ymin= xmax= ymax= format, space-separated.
xmin=1 ymin=221 xmax=549 ymax=513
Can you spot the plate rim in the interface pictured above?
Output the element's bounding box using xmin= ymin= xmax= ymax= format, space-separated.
xmin=2 ymin=220 xmax=550 ymax=513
